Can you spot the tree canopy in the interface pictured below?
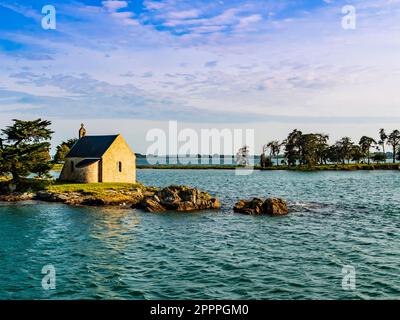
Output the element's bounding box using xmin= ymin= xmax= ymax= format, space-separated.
xmin=54 ymin=138 xmax=78 ymax=163
xmin=261 ymin=128 xmax=399 ymax=168
xmin=0 ymin=119 xmax=53 ymax=180
xmin=387 ymin=130 xmax=400 ymax=163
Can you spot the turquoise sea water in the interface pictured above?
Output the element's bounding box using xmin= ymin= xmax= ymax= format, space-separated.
xmin=0 ymin=169 xmax=399 ymax=299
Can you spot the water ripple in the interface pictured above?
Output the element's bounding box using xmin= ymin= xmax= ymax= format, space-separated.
xmin=0 ymin=170 xmax=399 ymax=299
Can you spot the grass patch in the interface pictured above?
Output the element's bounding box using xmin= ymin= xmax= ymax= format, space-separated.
xmin=0 ymin=177 xmax=154 ymax=206
xmin=46 ymin=182 xmax=143 ymax=194
xmin=44 ymin=181 xmax=151 ymax=204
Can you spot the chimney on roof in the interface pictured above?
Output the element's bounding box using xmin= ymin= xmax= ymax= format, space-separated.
xmin=79 ymin=123 xmax=86 ymax=139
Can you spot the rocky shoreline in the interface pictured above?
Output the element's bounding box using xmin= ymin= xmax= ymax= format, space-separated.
xmin=34 ymin=185 xmax=221 ymax=212
xmin=0 ymin=182 xmax=222 ymax=213
xmin=234 ymin=198 xmax=288 ymax=216
xmin=0 ymin=192 xmax=36 ymax=202
xmin=0 ymin=180 xmax=288 ymax=215
xmin=133 ymin=185 xmax=221 ymax=212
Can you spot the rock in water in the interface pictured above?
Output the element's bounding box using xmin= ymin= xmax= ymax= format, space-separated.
xmin=233 ymin=198 xmax=264 ymax=215
xmin=158 ymin=187 xmax=182 ymax=210
xmin=134 ymin=185 xmax=220 ymax=213
xmin=263 ymin=198 xmax=288 ymax=216
xmin=233 ymin=197 xmax=288 ymax=216
xmin=140 ymin=197 xmax=167 ymax=213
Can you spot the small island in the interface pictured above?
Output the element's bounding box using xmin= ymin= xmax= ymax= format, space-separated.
xmin=0 ymin=119 xmax=221 ymax=212
xmin=1 ymin=118 xmax=399 ymax=214
xmin=0 ymin=178 xmax=221 ymax=212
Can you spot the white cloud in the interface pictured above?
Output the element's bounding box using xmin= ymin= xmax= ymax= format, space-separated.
xmin=1 ymin=0 xmax=400 ymax=147
xmin=102 ymin=1 xmax=128 ymax=12
xmin=174 ymin=7 xmax=241 ymax=28
xmin=189 ymin=25 xmax=225 ymax=34
xmin=168 ymin=9 xmax=201 ymax=19
xmin=236 ymin=14 xmax=262 ymax=29
xmin=100 ymin=0 xmax=139 ymax=26
xmin=144 ymin=0 xmax=167 ymax=10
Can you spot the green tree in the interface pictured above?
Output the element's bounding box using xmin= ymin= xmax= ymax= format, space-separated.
xmin=379 ymin=128 xmax=387 ymax=156
xmin=297 ymin=133 xmax=329 ymax=166
xmin=267 ymin=140 xmax=282 ymax=167
xmin=260 ymin=144 xmax=272 ymax=168
xmin=315 ymin=134 xmax=329 ymax=165
xmin=275 ymin=141 xmax=283 ymax=167
xmin=326 ymin=145 xmax=340 ymax=164
xmin=359 ymin=136 xmax=376 ymax=165
xmin=260 ymin=154 xmax=272 ymax=168
xmin=372 ymin=152 xmax=386 ymax=164
xmin=54 ymin=138 xmax=78 ymax=163
xmin=335 ymin=137 xmax=354 ymax=164
xmin=351 ymin=145 xmax=364 ymax=164
xmin=284 ymin=129 xmax=302 ymax=166
xmin=0 ymin=119 xmax=53 ymax=181
xmin=387 ymin=130 xmax=400 ymax=163
xmin=298 ymin=134 xmax=318 ymax=166
xmin=31 ymin=151 xmax=52 ymax=178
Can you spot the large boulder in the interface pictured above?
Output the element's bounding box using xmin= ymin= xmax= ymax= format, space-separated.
xmin=158 ymin=187 xmax=182 ymax=210
xmin=234 ymin=197 xmax=288 ymax=216
xmin=233 ymin=198 xmax=264 ymax=215
xmin=133 ymin=185 xmax=220 ymax=213
xmin=263 ymin=198 xmax=288 ymax=216
xmin=139 ymin=197 xmax=167 ymax=213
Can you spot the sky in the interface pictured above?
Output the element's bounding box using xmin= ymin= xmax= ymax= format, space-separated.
xmin=0 ymin=0 xmax=400 ymax=154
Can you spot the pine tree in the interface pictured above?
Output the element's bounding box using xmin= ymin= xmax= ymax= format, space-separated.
xmin=0 ymin=119 xmax=53 ymax=180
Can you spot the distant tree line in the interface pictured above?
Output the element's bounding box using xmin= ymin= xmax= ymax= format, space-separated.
xmin=260 ymin=129 xmax=400 ymax=167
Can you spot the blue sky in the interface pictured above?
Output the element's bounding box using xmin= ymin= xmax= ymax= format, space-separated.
xmin=1 ymin=0 xmax=400 ymax=152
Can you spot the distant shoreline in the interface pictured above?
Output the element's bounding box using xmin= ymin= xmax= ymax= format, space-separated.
xmin=136 ymin=163 xmax=400 ymax=171
xmin=50 ymin=163 xmax=400 ymax=172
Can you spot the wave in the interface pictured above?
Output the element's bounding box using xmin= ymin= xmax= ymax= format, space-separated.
xmin=288 ymin=201 xmax=332 ymax=213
